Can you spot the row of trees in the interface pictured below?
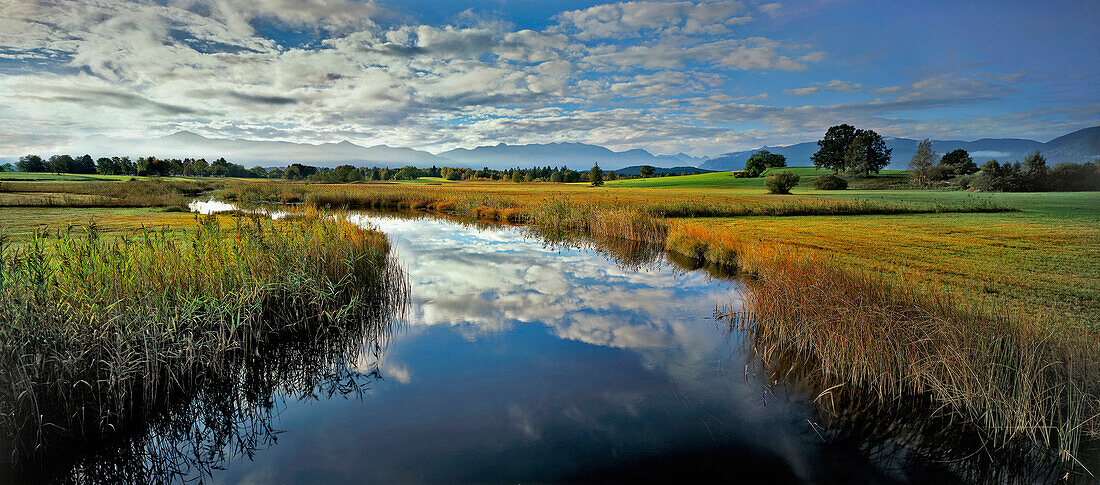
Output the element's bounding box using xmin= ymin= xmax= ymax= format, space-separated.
xmin=292 ymin=163 xmax=628 ymax=184
xmin=16 ymin=154 xmax=270 ymax=178
xmin=909 ymin=143 xmax=1099 ymax=192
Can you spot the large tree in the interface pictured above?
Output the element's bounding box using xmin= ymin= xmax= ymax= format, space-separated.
xmin=811 ymin=124 xmax=858 ymax=173
xmin=939 ymin=149 xmax=977 ymax=175
xmin=908 ymin=139 xmax=936 ymax=187
xmin=844 ymin=129 xmax=892 ymax=176
xmin=744 ymin=150 xmax=787 ymax=177
xmin=638 ymin=165 xmax=655 ymax=178
xmin=49 ymin=154 xmax=74 ymax=173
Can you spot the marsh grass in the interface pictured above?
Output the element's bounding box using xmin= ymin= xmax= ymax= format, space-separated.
xmin=0 ymin=179 xmax=215 ymax=208
xmin=223 ymin=182 xmax=1012 ymax=225
xmin=715 ymin=246 xmax=1099 ymax=476
xmin=0 ymin=210 xmax=405 ymax=475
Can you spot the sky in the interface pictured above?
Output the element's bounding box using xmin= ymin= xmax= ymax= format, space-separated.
xmin=0 ymin=0 xmax=1097 ymax=157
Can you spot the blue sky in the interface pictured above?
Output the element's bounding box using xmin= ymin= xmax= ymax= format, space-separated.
xmin=0 ymin=0 xmax=1096 ymax=157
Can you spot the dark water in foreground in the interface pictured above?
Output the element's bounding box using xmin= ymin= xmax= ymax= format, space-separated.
xmin=14 ymin=207 xmax=1079 ymax=483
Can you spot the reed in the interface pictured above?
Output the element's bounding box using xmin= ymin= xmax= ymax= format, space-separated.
xmin=715 ymin=241 xmax=1099 ymax=474
xmin=0 ymin=211 xmax=405 ymax=471
xmin=0 ymin=179 xmax=215 ymax=208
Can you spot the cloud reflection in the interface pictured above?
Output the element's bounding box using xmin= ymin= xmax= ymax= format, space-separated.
xmin=347 ymin=213 xmax=743 ymax=389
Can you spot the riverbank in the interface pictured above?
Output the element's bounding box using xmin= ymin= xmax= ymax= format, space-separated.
xmin=0 ymin=211 xmax=405 ymax=479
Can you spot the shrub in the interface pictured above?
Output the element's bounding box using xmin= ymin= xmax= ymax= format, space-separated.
xmin=765 ymin=170 xmax=800 ymax=194
xmin=812 ymin=174 xmax=848 ymax=190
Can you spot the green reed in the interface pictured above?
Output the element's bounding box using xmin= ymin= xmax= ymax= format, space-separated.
xmin=0 ymin=211 xmax=403 ymax=465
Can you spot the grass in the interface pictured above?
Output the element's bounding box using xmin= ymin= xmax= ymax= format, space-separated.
xmin=0 ymin=178 xmax=218 ymax=208
xmin=0 ymin=211 xmax=404 ymax=473
xmin=718 ymin=243 xmax=1098 ymax=474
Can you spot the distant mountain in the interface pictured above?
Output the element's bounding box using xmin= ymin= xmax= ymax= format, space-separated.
xmin=613 ymin=165 xmax=714 ymax=176
xmin=438 ymin=142 xmax=701 ymax=170
xmin=66 ymin=131 xmax=444 ymax=167
xmin=699 ymin=126 xmax=1100 ymax=171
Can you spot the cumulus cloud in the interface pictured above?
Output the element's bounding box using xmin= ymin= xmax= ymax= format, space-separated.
xmin=554 ymin=1 xmax=751 ymax=40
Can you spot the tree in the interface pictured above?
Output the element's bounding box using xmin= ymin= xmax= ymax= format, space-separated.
xmin=49 ymin=154 xmax=74 ymax=173
xmin=811 ymin=124 xmax=858 ymax=173
xmin=550 ymin=171 xmax=564 ymax=183
xmin=638 ymin=165 xmax=655 ymax=178
xmin=96 ymin=157 xmax=119 ymax=175
xmin=0 ymin=163 xmax=13 ymax=172
xmin=17 ymin=154 xmax=46 ymax=172
xmin=765 ymin=170 xmax=800 ymax=194
xmin=844 ymin=129 xmax=891 ymax=176
xmin=394 ymin=166 xmax=420 ymax=180
xmin=74 ymin=154 xmax=96 ymax=174
xmin=938 ymin=149 xmax=977 ymax=178
xmin=744 ymin=150 xmax=787 ymax=177
xmin=1021 ymin=151 xmax=1048 ymax=191
xmin=908 ymin=139 xmax=936 ymax=187
xmin=589 ymin=163 xmax=604 ymax=187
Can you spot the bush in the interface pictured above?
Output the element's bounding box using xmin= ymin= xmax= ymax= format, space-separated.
xmin=813 ymin=174 xmax=848 ymax=190
xmin=765 ymin=170 xmax=801 ymax=194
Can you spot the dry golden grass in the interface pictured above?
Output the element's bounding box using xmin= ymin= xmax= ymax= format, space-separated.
xmin=719 ymin=243 xmax=1098 ymax=470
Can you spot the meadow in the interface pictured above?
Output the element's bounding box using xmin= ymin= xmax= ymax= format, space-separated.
xmin=1 ymin=168 xmax=1097 ymax=473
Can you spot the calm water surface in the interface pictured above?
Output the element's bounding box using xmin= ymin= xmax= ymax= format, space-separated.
xmin=169 ymin=210 xmax=915 ymax=484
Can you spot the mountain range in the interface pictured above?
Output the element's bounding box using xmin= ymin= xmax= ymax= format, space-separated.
xmin=53 ymin=132 xmax=706 ymax=170
xmin=700 ymin=126 xmax=1100 ymax=171
xmin=25 ymin=126 xmax=1100 ymax=171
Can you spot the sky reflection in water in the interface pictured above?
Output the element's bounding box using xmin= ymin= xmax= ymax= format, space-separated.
xmin=206 ymin=213 xmax=883 ymax=483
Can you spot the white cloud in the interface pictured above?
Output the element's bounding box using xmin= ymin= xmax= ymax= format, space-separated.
xmin=555 ymin=1 xmax=749 ymax=40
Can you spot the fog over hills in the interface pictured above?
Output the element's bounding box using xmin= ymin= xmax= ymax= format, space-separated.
xmin=700 ymin=126 xmax=1100 ymax=171
xmin=32 ymin=126 xmax=1098 ymax=171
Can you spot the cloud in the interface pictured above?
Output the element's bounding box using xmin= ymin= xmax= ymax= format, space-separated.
xmin=555 ymin=1 xmax=750 ymax=40
xmin=783 ymin=86 xmax=818 ymax=95
xmin=22 ymin=85 xmax=208 ymax=116
xmin=0 ymin=0 xmax=1084 ymax=158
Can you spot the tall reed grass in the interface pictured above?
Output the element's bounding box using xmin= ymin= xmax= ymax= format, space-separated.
xmin=713 ymin=240 xmax=1099 ymax=476
xmin=0 ymin=211 xmax=406 ymax=476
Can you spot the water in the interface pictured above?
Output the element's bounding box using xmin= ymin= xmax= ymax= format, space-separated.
xmin=12 ymin=206 xmax=1072 ymax=483
xmin=179 ymin=211 xmax=912 ymax=483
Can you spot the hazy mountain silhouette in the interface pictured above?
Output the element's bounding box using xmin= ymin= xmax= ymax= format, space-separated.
xmin=438 ymin=142 xmax=705 ymax=170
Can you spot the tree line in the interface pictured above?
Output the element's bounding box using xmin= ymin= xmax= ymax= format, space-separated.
xmin=16 ymin=154 xmax=270 ymax=178
xmin=909 ymin=141 xmax=1099 ymax=192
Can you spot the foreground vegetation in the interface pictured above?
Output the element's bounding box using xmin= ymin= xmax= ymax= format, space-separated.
xmin=0 ymin=212 xmax=405 ymax=478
